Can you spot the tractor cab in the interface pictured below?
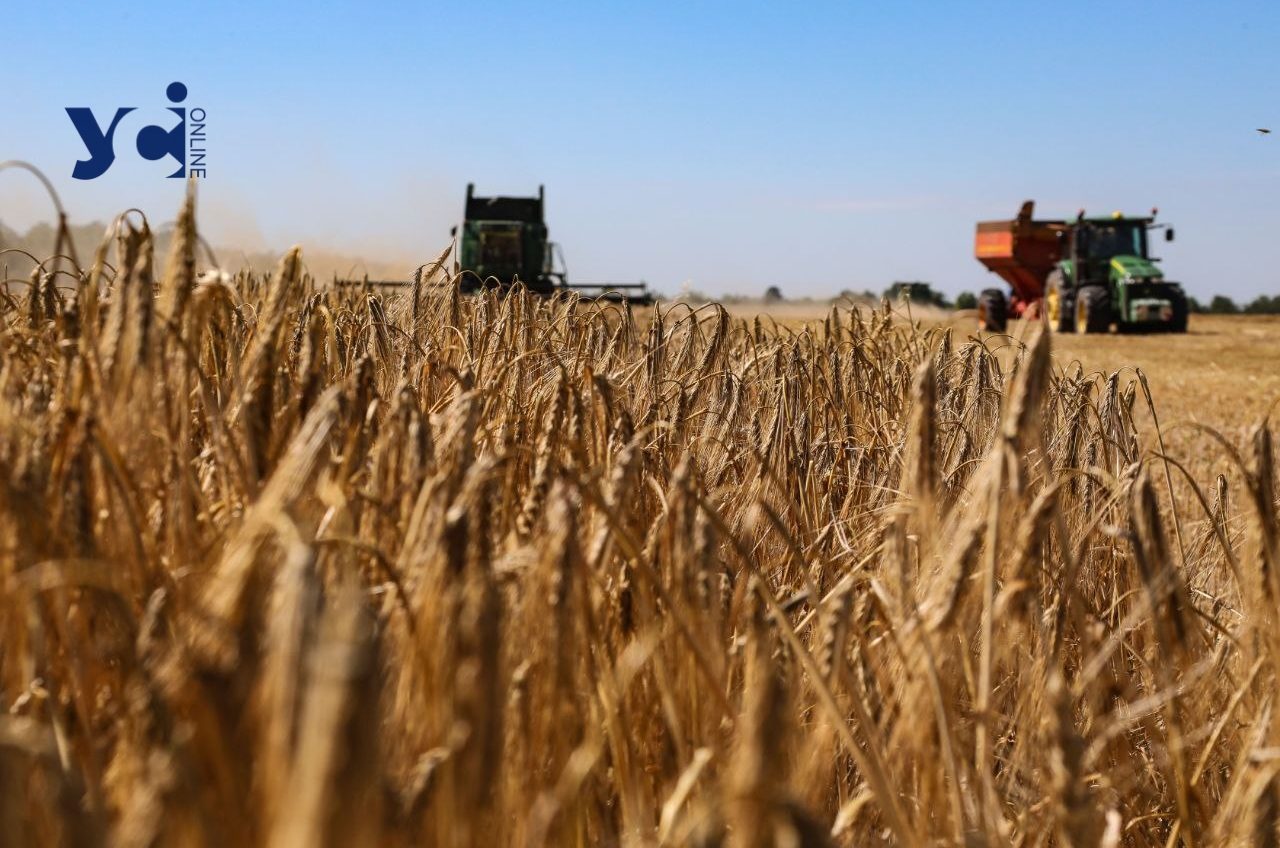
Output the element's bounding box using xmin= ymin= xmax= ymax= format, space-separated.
xmin=1073 ymin=216 xmax=1150 ymax=261
xmin=1066 ymin=212 xmax=1170 ymax=283
xmin=1065 ymin=214 xmax=1161 ymax=292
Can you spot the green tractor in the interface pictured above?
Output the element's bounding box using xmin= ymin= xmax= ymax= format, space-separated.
xmin=454 ymin=183 xmax=651 ymax=302
xmin=974 ymin=201 xmax=1188 ymax=333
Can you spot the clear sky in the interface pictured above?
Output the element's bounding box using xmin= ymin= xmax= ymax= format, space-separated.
xmin=3 ymin=1 xmax=1279 ymax=299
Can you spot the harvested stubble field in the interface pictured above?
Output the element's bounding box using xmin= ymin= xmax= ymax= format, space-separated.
xmin=4 ymin=199 xmax=1280 ymax=847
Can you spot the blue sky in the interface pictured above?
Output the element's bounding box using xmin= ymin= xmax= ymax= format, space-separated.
xmin=3 ymin=1 xmax=1279 ymax=299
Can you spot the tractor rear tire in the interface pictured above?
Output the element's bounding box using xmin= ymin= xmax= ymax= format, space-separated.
xmin=1075 ymin=286 xmax=1112 ymax=334
xmin=1045 ymin=270 xmax=1075 ymax=333
xmin=977 ymin=289 xmax=1008 ymax=333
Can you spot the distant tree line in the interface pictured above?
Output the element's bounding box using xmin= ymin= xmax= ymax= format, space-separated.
xmin=1187 ymin=294 xmax=1280 ymax=315
xmin=951 ymin=290 xmax=1280 ymax=315
xmin=882 ymin=282 xmax=952 ymax=308
xmin=680 ymin=285 xmax=1280 ymax=314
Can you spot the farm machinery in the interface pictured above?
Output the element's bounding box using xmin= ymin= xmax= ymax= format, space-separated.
xmin=453 ymin=184 xmax=652 ymax=303
xmin=973 ymin=200 xmax=1188 ymax=333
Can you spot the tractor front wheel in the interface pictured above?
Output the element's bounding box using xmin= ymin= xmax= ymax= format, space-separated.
xmin=1169 ymin=290 xmax=1189 ymax=333
xmin=1075 ymin=286 xmax=1112 ymax=334
xmin=977 ymin=289 xmax=1008 ymax=334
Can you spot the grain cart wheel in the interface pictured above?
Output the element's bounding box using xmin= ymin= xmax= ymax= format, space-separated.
xmin=1045 ymin=270 xmax=1075 ymax=333
xmin=1074 ymin=285 xmax=1112 ymax=334
xmin=977 ymin=288 xmax=1008 ymax=333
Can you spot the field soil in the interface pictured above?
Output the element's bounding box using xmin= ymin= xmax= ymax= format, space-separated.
xmin=739 ymin=300 xmax=1280 ymax=445
xmin=1041 ymin=314 xmax=1280 ymax=435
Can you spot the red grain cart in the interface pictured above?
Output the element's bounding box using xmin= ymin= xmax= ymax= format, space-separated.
xmin=973 ymin=201 xmax=1066 ymax=332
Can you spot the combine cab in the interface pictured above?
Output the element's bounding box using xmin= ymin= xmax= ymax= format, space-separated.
xmin=455 ymin=184 xmax=651 ymax=302
xmin=974 ymin=200 xmax=1188 ymax=334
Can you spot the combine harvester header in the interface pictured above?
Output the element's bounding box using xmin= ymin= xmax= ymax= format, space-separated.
xmin=336 ymin=184 xmax=652 ymax=303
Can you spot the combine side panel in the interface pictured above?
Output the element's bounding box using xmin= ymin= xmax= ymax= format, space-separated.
xmin=974 ymin=202 xmax=1065 ymax=313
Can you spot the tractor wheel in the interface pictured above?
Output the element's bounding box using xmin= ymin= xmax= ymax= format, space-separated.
xmin=1168 ymin=289 xmax=1189 ymax=333
xmin=977 ymin=288 xmax=1008 ymax=333
xmin=1045 ymin=270 xmax=1075 ymax=333
xmin=1074 ymin=286 xmax=1112 ymax=334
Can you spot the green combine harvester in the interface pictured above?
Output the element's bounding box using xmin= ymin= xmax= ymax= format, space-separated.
xmin=974 ymin=200 xmax=1188 ymax=333
xmin=454 ymin=184 xmax=651 ymax=303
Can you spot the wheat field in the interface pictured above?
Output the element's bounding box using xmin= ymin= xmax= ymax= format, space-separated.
xmin=2 ymin=194 xmax=1278 ymax=847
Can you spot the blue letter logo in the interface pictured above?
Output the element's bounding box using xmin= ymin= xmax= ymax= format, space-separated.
xmin=66 ymin=82 xmax=202 ymax=180
xmin=136 ymin=82 xmax=187 ymax=178
xmin=66 ymin=106 xmax=135 ymax=180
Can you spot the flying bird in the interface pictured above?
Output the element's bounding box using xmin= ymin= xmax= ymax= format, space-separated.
xmin=1259 ymin=128 xmax=1272 ymax=134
